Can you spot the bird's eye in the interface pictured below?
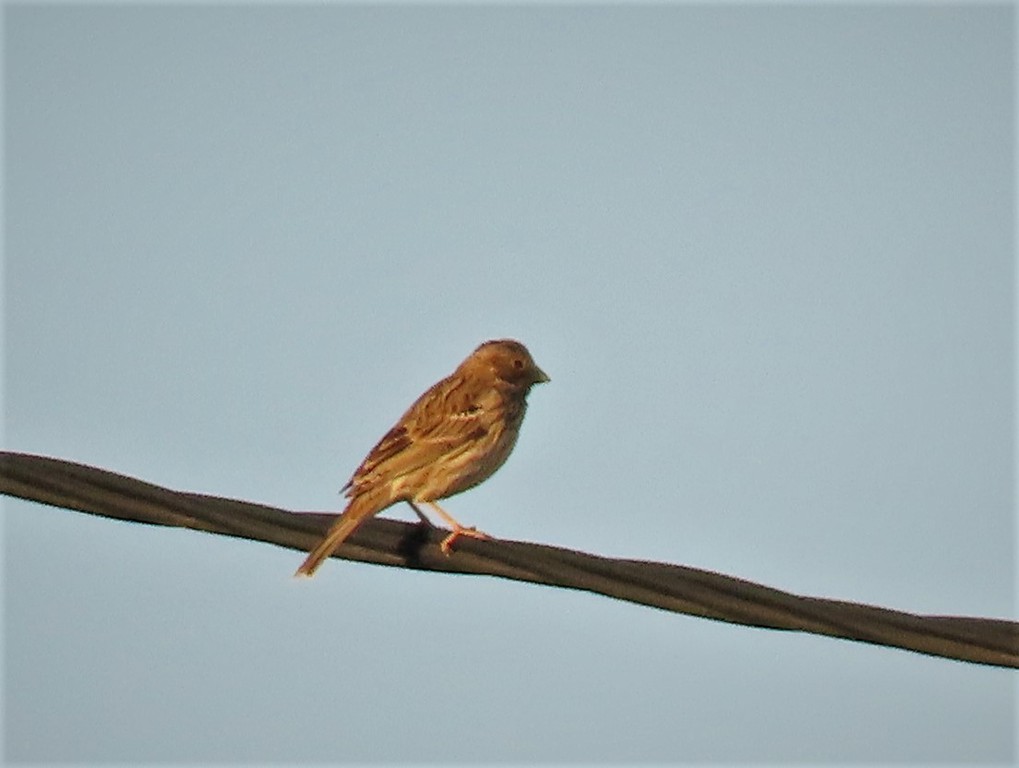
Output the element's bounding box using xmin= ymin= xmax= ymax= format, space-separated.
xmin=513 ymin=359 xmax=524 ymax=369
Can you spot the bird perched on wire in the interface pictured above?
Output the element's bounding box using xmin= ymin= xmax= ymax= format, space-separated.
xmin=295 ymin=339 xmax=549 ymax=577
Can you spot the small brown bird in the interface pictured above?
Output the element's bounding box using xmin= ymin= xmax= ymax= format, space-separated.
xmin=295 ymin=339 xmax=549 ymax=577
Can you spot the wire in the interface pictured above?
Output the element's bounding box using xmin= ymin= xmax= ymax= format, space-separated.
xmin=2 ymin=451 xmax=1015 ymax=668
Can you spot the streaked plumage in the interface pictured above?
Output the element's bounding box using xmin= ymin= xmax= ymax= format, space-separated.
xmin=295 ymin=339 xmax=549 ymax=577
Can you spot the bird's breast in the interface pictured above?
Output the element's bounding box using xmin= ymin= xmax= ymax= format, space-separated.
xmin=412 ymin=395 xmax=526 ymax=501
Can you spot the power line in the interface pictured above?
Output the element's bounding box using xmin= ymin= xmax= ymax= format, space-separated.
xmin=2 ymin=451 xmax=1015 ymax=668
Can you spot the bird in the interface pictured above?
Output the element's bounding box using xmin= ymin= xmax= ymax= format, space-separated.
xmin=295 ymin=339 xmax=549 ymax=577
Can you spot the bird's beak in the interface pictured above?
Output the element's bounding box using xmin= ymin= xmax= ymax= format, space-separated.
xmin=534 ymin=366 xmax=550 ymax=384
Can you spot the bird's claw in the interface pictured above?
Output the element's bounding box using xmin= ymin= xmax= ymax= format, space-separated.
xmin=439 ymin=526 xmax=489 ymax=555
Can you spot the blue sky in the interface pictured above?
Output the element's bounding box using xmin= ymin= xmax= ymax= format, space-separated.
xmin=4 ymin=4 xmax=1015 ymax=763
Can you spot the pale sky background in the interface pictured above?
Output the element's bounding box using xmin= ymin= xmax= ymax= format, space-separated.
xmin=3 ymin=3 xmax=1016 ymax=765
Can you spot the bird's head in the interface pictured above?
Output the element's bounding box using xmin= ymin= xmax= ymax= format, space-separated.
xmin=466 ymin=339 xmax=550 ymax=388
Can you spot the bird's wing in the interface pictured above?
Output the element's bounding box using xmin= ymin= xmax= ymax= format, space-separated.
xmin=343 ymin=374 xmax=490 ymax=496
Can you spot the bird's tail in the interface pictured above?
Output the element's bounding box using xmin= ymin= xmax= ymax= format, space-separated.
xmin=294 ymin=495 xmax=381 ymax=578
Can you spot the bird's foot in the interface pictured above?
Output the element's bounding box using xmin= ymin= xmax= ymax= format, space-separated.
xmin=439 ymin=526 xmax=489 ymax=555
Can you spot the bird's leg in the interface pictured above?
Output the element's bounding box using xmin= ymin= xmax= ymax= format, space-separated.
xmin=425 ymin=501 xmax=489 ymax=555
xmin=405 ymin=501 xmax=434 ymax=526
